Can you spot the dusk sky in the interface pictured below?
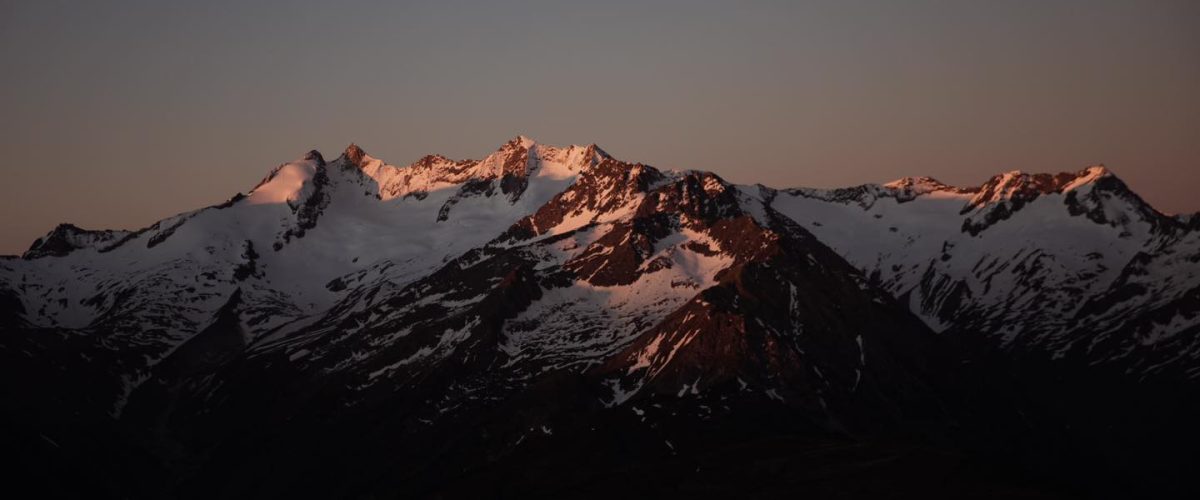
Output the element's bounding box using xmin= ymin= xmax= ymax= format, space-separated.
xmin=1 ymin=0 xmax=1197 ymax=255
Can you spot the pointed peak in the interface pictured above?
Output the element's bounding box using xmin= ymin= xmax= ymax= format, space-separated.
xmin=966 ymin=165 xmax=1124 ymax=209
xmin=413 ymin=153 xmax=453 ymax=167
xmin=50 ymin=222 xmax=85 ymax=234
xmin=883 ymin=176 xmax=953 ymax=192
xmin=504 ymin=135 xmax=536 ymax=149
xmin=303 ymin=149 xmax=326 ymax=167
xmin=587 ymin=143 xmax=613 ymax=160
xmin=984 ymin=165 xmax=1113 ymax=188
xmin=23 ymin=223 xmax=131 ymax=259
xmin=1076 ymin=164 xmax=1112 ymax=181
xmin=343 ymin=143 xmax=367 ymax=166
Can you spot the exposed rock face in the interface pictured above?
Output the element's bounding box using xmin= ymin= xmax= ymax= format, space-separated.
xmin=343 ymin=143 xmax=367 ymax=167
xmin=2 ymin=138 xmax=1197 ymax=498
xmin=22 ymin=223 xmax=133 ymax=258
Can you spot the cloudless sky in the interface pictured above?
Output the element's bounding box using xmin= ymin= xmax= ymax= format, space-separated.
xmin=1 ymin=0 xmax=1197 ymax=254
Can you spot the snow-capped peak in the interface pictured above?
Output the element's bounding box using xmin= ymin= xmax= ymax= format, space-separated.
xmin=968 ymin=165 xmax=1115 ymax=208
xmin=473 ymin=137 xmax=613 ymax=183
xmin=246 ymin=150 xmax=327 ymax=205
xmin=240 ymin=138 xmax=617 ymax=204
xmin=882 ymin=176 xmax=958 ymax=195
xmin=22 ymin=223 xmax=133 ymax=259
xmin=477 ymin=136 xmax=535 ymax=178
xmin=1062 ymin=165 xmax=1111 ymax=191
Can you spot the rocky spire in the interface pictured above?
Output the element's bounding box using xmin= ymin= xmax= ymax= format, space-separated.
xmin=303 ymin=149 xmax=326 ymax=167
xmin=343 ymin=143 xmax=367 ymax=167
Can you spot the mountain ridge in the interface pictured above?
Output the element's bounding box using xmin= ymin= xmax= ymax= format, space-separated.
xmin=20 ymin=139 xmax=1184 ymax=261
xmin=2 ymin=136 xmax=1197 ymax=498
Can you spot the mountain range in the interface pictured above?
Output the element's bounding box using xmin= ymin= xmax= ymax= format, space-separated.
xmin=2 ymin=136 xmax=1197 ymax=498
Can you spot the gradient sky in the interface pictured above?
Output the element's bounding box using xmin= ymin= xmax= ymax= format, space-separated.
xmin=1 ymin=0 xmax=1197 ymax=255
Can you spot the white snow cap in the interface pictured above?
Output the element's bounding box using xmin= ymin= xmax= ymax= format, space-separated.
xmin=246 ymin=152 xmax=324 ymax=205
